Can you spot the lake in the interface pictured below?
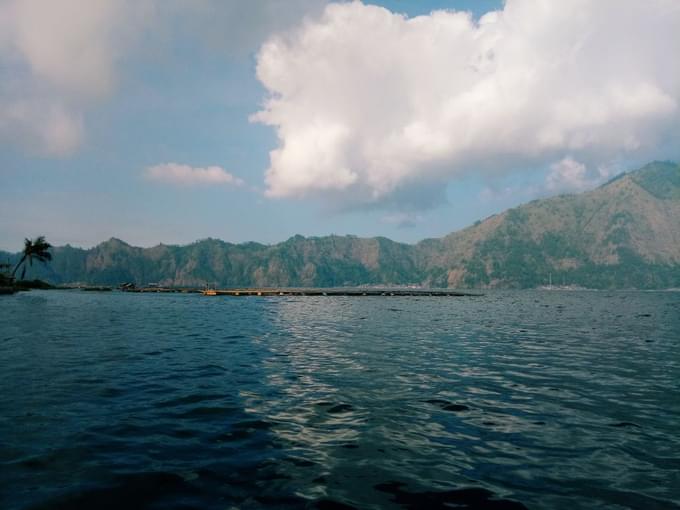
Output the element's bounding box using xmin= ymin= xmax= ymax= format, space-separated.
xmin=1 ymin=290 xmax=679 ymax=509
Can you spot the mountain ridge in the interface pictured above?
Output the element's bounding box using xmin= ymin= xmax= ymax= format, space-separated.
xmin=3 ymin=161 xmax=679 ymax=289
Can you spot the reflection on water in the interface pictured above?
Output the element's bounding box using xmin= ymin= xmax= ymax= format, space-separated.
xmin=1 ymin=290 xmax=679 ymax=509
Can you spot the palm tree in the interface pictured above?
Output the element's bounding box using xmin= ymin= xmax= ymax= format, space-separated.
xmin=11 ymin=236 xmax=52 ymax=281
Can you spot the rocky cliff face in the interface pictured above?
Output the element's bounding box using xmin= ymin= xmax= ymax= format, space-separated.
xmin=3 ymin=161 xmax=679 ymax=289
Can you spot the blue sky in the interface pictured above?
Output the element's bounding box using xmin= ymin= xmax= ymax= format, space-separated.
xmin=1 ymin=0 xmax=678 ymax=250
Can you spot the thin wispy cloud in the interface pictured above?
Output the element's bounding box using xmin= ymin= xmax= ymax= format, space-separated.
xmin=0 ymin=0 xmax=327 ymax=157
xmin=381 ymin=212 xmax=423 ymax=229
xmin=0 ymin=0 xmax=150 ymax=155
xmin=144 ymin=163 xmax=244 ymax=187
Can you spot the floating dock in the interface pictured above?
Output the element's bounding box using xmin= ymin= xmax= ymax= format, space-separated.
xmin=200 ymin=288 xmax=479 ymax=297
xmin=121 ymin=287 xmax=479 ymax=297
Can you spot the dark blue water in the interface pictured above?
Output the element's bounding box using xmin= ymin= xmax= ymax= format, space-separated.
xmin=1 ymin=290 xmax=679 ymax=509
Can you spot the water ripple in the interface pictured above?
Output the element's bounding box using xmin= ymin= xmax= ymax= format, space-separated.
xmin=0 ymin=290 xmax=679 ymax=509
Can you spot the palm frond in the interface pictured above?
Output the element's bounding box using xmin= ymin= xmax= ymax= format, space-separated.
xmin=12 ymin=236 xmax=53 ymax=279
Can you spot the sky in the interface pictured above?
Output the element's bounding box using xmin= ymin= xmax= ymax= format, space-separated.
xmin=1 ymin=0 xmax=679 ymax=250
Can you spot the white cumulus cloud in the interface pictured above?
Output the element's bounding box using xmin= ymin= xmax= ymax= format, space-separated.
xmin=545 ymin=158 xmax=591 ymax=193
xmin=546 ymin=157 xmax=624 ymax=194
xmin=144 ymin=163 xmax=244 ymax=187
xmin=254 ymin=0 xmax=680 ymax=206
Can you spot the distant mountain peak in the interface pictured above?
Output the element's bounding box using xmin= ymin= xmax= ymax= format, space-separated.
xmin=629 ymin=161 xmax=680 ymax=199
xmin=102 ymin=237 xmax=130 ymax=247
xmin=633 ymin=160 xmax=678 ymax=174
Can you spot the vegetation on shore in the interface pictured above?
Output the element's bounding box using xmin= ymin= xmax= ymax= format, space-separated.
xmin=1 ymin=237 xmax=53 ymax=293
xmin=0 ymin=262 xmax=13 ymax=292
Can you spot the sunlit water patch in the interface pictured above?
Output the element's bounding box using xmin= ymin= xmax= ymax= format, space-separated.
xmin=1 ymin=290 xmax=679 ymax=509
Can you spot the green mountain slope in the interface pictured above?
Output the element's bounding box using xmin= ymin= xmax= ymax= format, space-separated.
xmin=416 ymin=161 xmax=680 ymax=288
xmin=2 ymin=236 xmax=421 ymax=288
xmin=3 ymin=161 xmax=679 ymax=289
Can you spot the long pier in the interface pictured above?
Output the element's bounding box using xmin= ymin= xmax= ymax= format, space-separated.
xmin=121 ymin=287 xmax=479 ymax=297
